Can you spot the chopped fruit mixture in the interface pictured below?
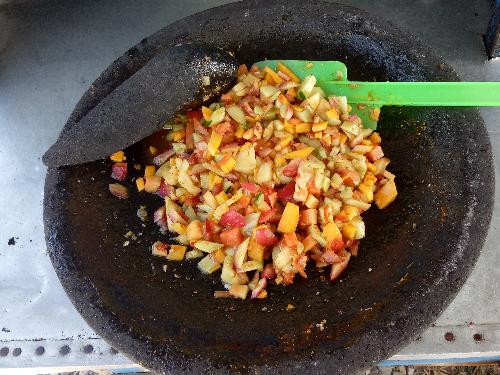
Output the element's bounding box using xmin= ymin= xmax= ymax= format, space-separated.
xmin=108 ymin=63 xmax=397 ymax=300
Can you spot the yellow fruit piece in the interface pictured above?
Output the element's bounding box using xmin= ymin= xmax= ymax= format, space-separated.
xmin=312 ymin=121 xmax=327 ymax=132
xmin=172 ymin=129 xmax=185 ymax=142
xmin=342 ymin=223 xmax=356 ymax=241
xmin=279 ymin=136 xmax=293 ymax=147
xmin=293 ymin=104 xmax=304 ymax=112
xmin=339 ymin=133 xmax=347 ymax=144
xmin=171 ymin=223 xmax=187 ymax=235
xmin=263 ymin=66 xmax=283 ymax=84
xmin=374 ymin=179 xmax=397 ymax=209
xmin=167 ymin=245 xmax=187 ymax=261
xmin=278 ymin=202 xmax=300 ymax=233
xmin=208 ymin=171 xmax=223 ymax=190
xmin=322 ymin=222 xmax=342 ymax=244
xmin=369 ymin=132 xmax=382 ymax=144
xmin=358 ymin=183 xmax=374 ymax=202
xmin=366 ymin=162 xmax=376 ymax=173
xmin=277 ymin=62 xmax=301 ymax=83
xmin=248 ymin=238 xmax=265 ymax=262
xmin=202 ymin=106 xmax=212 ymax=120
xmin=326 ymin=108 xmax=339 ymax=120
xmin=144 ymin=165 xmax=156 ymax=177
xmin=211 ymin=248 xmax=226 ymax=264
xmin=110 ymin=150 xmax=125 ymax=162
xmin=343 ymin=205 xmax=358 ymax=221
xmin=208 ymin=131 xmax=223 ymax=156
xmin=284 ymin=120 xmax=295 ymax=134
xmin=295 ymin=122 xmax=312 ymax=133
xmin=363 ymin=172 xmax=377 ymax=186
xmin=274 ymin=156 xmax=286 ymax=167
xmin=284 ymin=146 xmax=314 ymax=159
xmin=136 ymin=177 xmax=145 ymax=192
xmin=215 ymin=191 xmax=228 ymax=205
xmin=219 ymin=157 xmax=236 ymax=174
xmin=235 ymin=127 xmax=245 ymax=138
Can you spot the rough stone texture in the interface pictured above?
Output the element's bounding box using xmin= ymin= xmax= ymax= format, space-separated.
xmin=42 ymin=44 xmax=237 ymax=167
xmin=43 ymin=0 xmax=494 ymax=374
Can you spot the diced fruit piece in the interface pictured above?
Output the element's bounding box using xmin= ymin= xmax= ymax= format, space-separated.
xmin=220 ymin=227 xmax=244 ymax=246
xmin=302 ymin=235 xmax=318 ymax=252
xmin=229 ymin=284 xmax=249 ymax=299
xmin=110 ymin=150 xmax=125 ymax=162
xmin=226 ymin=105 xmax=247 ymax=124
xmin=240 ymin=260 xmax=264 ymax=272
xmin=299 ymin=209 xmax=318 ymax=226
xmin=248 ymin=238 xmax=265 ymax=261
xmin=151 ymin=241 xmax=169 ymax=257
xmin=111 ymin=163 xmax=128 ymax=181
xmin=322 ymin=222 xmax=342 ymax=244
xmin=234 ymin=237 xmax=250 ymax=269
xmin=366 ymin=145 xmax=384 ymax=162
xmin=144 ymin=176 xmax=162 ymax=193
xmin=309 ymin=225 xmax=327 ymax=247
xmin=277 ymin=181 xmax=296 ymax=202
xmin=369 ymin=132 xmax=382 ymax=144
xmin=109 ymin=183 xmax=129 ymax=199
xmin=167 ymin=245 xmax=187 ymax=261
xmin=210 ymin=107 xmax=226 ymax=126
xmin=295 ymin=122 xmax=312 ymax=133
xmin=185 ymin=249 xmax=204 ymax=260
xmin=262 ymin=264 xmax=277 ymax=279
xmin=144 ymin=165 xmax=156 ymax=177
xmin=198 ymin=254 xmax=221 ymax=274
xmin=221 ymin=255 xmax=248 ymax=285
xmin=136 ymin=177 xmax=145 ymax=192
xmin=374 ymin=179 xmax=397 ymax=209
xmin=234 ymin=143 xmax=256 ymax=174
xmin=211 ymin=248 xmax=226 ymax=264
xmin=283 ymin=232 xmax=298 ymax=248
xmin=220 ymin=210 xmax=246 ymax=227
xmin=284 ymin=146 xmax=314 ymax=159
xmin=255 ymin=227 xmax=279 ymax=247
xmin=342 ymin=223 xmax=356 ymax=241
xmin=194 ymin=240 xmax=224 ymax=253
xmin=186 ymin=220 xmax=203 ymax=243
xmin=241 ymin=181 xmax=260 ymax=194
xmin=281 ymin=159 xmax=301 ymax=177
xmin=277 ymin=62 xmax=301 ymax=83
xmin=255 ymin=161 xmax=273 ymax=184
xmin=157 ymin=180 xmax=174 ymax=198
xmin=278 ymin=202 xmax=299 ymax=233
xmin=258 ymin=207 xmax=280 ymax=224
xmin=330 ymin=252 xmax=351 ymax=281
xmin=219 ymin=157 xmax=236 ymax=174
xmin=207 ymin=131 xmax=223 ymax=156
xmin=153 ymin=149 xmax=174 ymax=166
xmin=297 ymin=75 xmax=316 ymax=99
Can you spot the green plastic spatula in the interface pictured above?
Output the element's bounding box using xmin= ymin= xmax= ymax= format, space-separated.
xmin=255 ymin=60 xmax=500 ymax=129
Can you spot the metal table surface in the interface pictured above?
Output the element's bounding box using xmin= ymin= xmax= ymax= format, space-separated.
xmin=0 ymin=0 xmax=498 ymax=373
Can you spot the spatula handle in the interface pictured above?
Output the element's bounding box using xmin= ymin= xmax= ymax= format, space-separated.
xmin=320 ymin=81 xmax=500 ymax=106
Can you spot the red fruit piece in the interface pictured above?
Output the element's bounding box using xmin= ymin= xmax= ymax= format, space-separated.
xmin=219 ymin=210 xmax=246 ymax=227
xmin=111 ymin=163 xmax=128 ymax=181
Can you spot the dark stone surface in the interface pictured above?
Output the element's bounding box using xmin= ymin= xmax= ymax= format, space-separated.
xmin=42 ymin=44 xmax=238 ymax=167
xmin=485 ymin=1 xmax=500 ymax=58
xmin=43 ymin=0 xmax=495 ymax=374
